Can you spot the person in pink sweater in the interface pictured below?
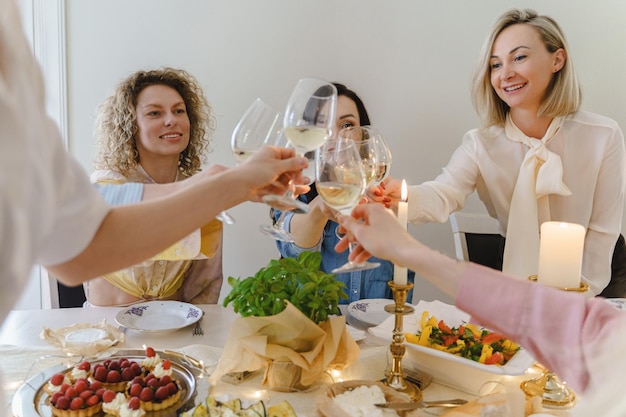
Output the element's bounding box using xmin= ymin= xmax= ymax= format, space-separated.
xmin=336 ymin=203 xmax=626 ymax=415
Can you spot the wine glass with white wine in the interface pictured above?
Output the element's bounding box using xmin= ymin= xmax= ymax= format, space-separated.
xmin=371 ymin=131 xmax=393 ymax=185
xmin=262 ymin=78 xmax=337 ymax=213
xmin=316 ymin=136 xmax=381 ymax=274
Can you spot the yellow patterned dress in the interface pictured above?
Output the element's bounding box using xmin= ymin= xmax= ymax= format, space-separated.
xmin=85 ymin=166 xmax=223 ymax=306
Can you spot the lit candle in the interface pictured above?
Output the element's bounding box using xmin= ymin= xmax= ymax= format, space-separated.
xmin=538 ymin=221 xmax=585 ymax=288
xmin=393 ymin=180 xmax=408 ymax=285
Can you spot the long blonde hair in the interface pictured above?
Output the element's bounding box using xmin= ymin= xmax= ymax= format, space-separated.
xmin=93 ymin=67 xmax=215 ymax=177
xmin=471 ymin=9 xmax=582 ymax=127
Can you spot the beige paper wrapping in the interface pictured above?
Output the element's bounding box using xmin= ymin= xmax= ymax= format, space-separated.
xmin=210 ymin=302 xmax=360 ymax=389
xmin=40 ymin=319 xmax=124 ymax=357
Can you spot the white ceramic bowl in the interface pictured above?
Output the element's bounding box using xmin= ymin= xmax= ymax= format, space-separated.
xmin=368 ymin=300 xmax=535 ymax=395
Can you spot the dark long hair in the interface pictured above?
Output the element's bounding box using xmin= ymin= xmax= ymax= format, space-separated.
xmin=303 ymin=82 xmax=371 ymax=203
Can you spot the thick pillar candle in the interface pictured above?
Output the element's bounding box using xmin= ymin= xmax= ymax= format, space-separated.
xmin=538 ymin=221 xmax=584 ymax=288
xmin=393 ymin=180 xmax=408 ymax=285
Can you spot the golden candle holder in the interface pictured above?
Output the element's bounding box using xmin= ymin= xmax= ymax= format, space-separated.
xmin=382 ymin=281 xmax=422 ymax=401
xmin=520 ymin=275 xmax=587 ymax=408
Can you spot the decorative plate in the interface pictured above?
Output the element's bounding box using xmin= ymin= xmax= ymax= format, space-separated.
xmin=346 ymin=298 xmax=409 ymax=329
xmin=115 ymin=300 xmax=202 ymax=332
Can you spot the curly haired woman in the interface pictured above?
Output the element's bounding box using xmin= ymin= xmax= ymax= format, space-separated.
xmin=85 ymin=67 xmax=223 ymax=306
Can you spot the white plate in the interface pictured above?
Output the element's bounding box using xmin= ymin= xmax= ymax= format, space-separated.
xmin=346 ymin=298 xmax=409 ymax=329
xmin=115 ymin=300 xmax=202 ymax=332
xmin=605 ymin=298 xmax=626 ymax=311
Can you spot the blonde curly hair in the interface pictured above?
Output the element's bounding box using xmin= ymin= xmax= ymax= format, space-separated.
xmin=93 ymin=67 xmax=215 ymax=177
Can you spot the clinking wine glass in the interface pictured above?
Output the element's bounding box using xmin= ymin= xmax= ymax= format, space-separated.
xmin=316 ymin=137 xmax=381 ymax=274
xmin=371 ymin=132 xmax=393 ymax=185
xmin=262 ymin=78 xmax=338 ymax=213
xmin=231 ymin=98 xmax=282 ymax=163
xmin=329 ymin=126 xmax=381 ymax=273
xmin=223 ymin=98 xmax=282 ymax=225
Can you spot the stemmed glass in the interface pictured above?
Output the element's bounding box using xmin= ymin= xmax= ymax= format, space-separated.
xmin=316 ymin=137 xmax=381 ymax=274
xmin=231 ymin=98 xmax=282 ymax=163
xmin=371 ymin=132 xmax=393 ymax=185
xmin=329 ymin=126 xmax=382 ymax=273
xmin=258 ymin=131 xmax=304 ymax=242
xmin=222 ymin=98 xmax=282 ymax=226
xmin=262 ymin=78 xmax=337 ymax=213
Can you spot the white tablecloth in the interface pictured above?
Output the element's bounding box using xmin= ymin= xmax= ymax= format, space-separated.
xmin=0 ymin=305 xmax=573 ymax=417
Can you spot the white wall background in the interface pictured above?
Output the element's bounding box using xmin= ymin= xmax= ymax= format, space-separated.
xmin=64 ymin=0 xmax=626 ymax=304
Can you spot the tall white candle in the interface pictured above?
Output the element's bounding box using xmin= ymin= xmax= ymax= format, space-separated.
xmin=538 ymin=221 xmax=585 ymax=288
xmin=393 ymin=180 xmax=408 ymax=285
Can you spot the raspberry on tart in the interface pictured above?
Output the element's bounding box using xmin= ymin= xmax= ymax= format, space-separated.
xmin=118 ymin=397 xmax=147 ymax=417
xmin=69 ymin=360 xmax=92 ymax=382
xmin=43 ymin=372 xmax=72 ymax=396
xmin=141 ymin=346 xmax=161 ymax=372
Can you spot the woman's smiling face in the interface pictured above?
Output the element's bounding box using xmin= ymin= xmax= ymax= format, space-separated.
xmin=489 ymin=23 xmax=564 ymax=114
xmin=134 ymin=84 xmax=191 ymax=160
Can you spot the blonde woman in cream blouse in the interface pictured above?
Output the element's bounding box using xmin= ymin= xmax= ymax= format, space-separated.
xmin=86 ymin=68 xmax=223 ymax=306
xmin=371 ymin=9 xmax=625 ymax=296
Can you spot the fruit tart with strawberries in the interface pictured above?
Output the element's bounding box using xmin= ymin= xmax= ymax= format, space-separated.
xmin=47 ymin=377 xmax=105 ymax=417
xmin=127 ymin=370 xmax=182 ymax=412
xmin=35 ymin=347 xmax=194 ymax=417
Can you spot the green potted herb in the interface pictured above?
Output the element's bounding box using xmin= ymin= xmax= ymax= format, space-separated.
xmin=215 ymin=251 xmax=359 ymax=391
xmin=223 ymin=251 xmax=347 ymax=323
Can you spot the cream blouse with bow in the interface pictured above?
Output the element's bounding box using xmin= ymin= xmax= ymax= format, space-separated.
xmin=407 ymin=110 xmax=625 ymax=295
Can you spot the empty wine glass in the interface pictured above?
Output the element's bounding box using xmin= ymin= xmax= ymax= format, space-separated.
xmin=231 ymin=98 xmax=282 ymax=163
xmin=218 ymin=98 xmax=282 ymax=225
xmin=316 ymin=137 xmax=380 ymax=274
xmin=263 ymin=78 xmax=337 ymax=213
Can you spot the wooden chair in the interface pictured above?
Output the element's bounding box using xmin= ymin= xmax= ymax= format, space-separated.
xmin=449 ymin=212 xmax=505 ymax=270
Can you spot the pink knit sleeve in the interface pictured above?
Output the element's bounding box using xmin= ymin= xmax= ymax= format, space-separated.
xmin=455 ymin=263 xmax=625 ymax=393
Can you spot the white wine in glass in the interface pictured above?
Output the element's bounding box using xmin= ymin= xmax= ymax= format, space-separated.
xmin=316 ymin=137 xmax=380 ymax=274
xmin=340 ymin=126 xmax=380 ymax=187
xmin=372 ymin=133 xmax=393 ymax=185
xmin=263 ymin=78 xmax=337 ymax=213
xmin=283 ymin=126 xmax=329 ymax=152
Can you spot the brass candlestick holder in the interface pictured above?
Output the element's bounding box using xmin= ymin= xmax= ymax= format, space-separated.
xmin=520 ymin=275 xmax=589 ymax=408
xmin=382 ymin=281 xmax=422 ymax=401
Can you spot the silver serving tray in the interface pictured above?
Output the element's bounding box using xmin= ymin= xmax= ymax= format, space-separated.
xmin=12 ymin=349 xmax=205 ymax=417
